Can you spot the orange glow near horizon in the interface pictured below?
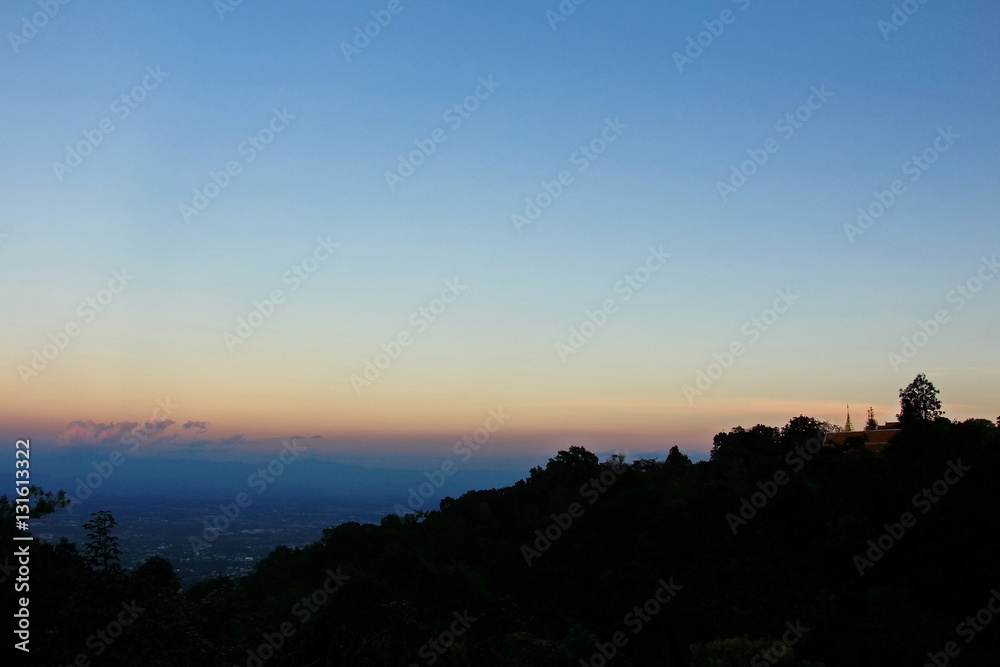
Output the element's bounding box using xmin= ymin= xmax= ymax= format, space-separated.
xmin=6 ymin=338 xmax=997 ymax=461
xmin=12 ymin=368 xmax=988 ymax=461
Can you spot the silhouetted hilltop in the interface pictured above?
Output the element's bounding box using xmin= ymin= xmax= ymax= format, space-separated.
xmin=8 ymin=413 xmax=1000 ymax=665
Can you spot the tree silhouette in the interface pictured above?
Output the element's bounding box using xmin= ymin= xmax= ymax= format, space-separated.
xmin=528 ymin=446 xmax=600 ymax=482
xmin=0 ymin=485 xmax=70 ymax=522
xmin=711 ymin=424 xmax=780 ymax=464
xmin=665 ymin=445 xmax=692 ymax=466
xmin=898 ymin=373 xmax=943 ymax=424
xmin=865 ymin=407 xmax=878 ymax=431
xmin=606 ymin=451 xmax=627 ymax=470
xmin=780 ymin=415 xmax=827 ymax=448
xmin=82 ymin=509 xmax=122 ymax=571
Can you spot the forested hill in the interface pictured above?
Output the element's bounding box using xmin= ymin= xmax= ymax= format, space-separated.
xmin=14 ymin=415 xmax=1000 ymax=666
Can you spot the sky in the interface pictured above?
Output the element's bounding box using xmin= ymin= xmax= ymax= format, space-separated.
xmin=1 ymin=0 xmax=998 ymax=477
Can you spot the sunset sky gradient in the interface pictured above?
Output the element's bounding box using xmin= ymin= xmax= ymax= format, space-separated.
xmin=2 ymin=0 xmax=998 ymax=473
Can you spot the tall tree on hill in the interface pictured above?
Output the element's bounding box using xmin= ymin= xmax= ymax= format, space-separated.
xmin=779 ymin=415 xmax=827 ymax=448
xmin=82 ymin=509 xmax=122 ymax=571
xmin=898 ymin=373 xmax=944 ymax=424
xmin=865 ymin=407 xmax=878 ymax=431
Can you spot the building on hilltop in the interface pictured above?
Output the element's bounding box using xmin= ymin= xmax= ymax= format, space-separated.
xmin=823 ymin=405 xmax=901 ymax=453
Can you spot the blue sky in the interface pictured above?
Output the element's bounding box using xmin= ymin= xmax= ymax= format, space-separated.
xmin=1 ymin=0 xmax=998 ymax=478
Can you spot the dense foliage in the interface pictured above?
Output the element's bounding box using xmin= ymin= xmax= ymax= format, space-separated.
xmin=898 ymin=373 xmax=945 ymax=424
xmin=7 ymin=412 xmax=1000 ymax=666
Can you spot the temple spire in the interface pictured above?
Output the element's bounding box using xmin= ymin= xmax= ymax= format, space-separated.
xmin=845 ymin=404 xmax=854 ymax=432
